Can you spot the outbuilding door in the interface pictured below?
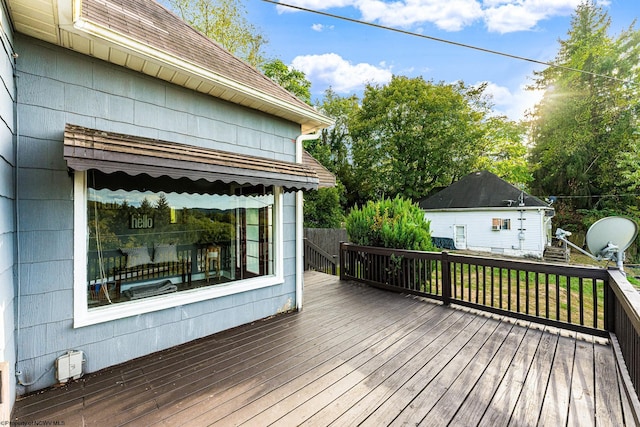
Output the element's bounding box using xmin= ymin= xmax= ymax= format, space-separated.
xmin=454 ymin=225 xmax=467 ymax=249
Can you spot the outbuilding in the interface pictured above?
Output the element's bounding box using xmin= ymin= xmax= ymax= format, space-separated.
xmin=419 ymin=171 xmax=554 ymax=258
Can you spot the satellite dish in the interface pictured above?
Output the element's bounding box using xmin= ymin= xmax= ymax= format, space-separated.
xmin=586 ymin=216 xmax=638 ymax=270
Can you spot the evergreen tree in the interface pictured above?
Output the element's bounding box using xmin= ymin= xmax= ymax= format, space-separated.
xmin=528 ymin=1 xmax=640 ymax=212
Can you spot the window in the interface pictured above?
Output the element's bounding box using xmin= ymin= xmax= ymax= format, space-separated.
xmin=492 ymin=218 xmax=511 ymax=230
xmin=74 ymin=170 xmax=283 ymax=326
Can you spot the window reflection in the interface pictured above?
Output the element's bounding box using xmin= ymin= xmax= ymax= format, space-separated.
xmin=86 ymin=171 xmax=274 ymax=307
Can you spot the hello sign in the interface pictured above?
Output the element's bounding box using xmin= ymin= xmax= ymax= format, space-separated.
xmin=130 ymin=214 xmax=154 ymax=229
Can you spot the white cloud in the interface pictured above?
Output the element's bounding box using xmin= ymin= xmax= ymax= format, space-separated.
xmin=311 ymin=23 xmax=334 ymax=31
xmin=483 ymin=0 xmax=582 ymax=33
xmin=482 ymin=81 xmax=543 ymax=121
xmin=358 ymin=0 xmax=483 ymax=31
xmin=290 ymin=53 xmax=393 ymax=93
xmin=276 ymin=0 xmax=607 ymax=34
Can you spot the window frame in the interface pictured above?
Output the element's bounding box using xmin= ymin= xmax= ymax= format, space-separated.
xmin=491 ymin=218 xmax=511 ymax=231
xmin=73 ymin=171 xmax=285 ymax=328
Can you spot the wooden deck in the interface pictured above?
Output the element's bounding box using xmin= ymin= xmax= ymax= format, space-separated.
xmin=12 ymin=271 xmax=638 ymax=426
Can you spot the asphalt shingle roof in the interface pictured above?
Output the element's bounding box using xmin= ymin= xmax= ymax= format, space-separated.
xmin=82 ymin=0 xmax=319 ymax=117
xmin=419 ymin=171 xmax=550 ymax=209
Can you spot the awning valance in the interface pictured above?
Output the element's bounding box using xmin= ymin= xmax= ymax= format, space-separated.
xmin=63 ymin=124 xmax=319 ymax=192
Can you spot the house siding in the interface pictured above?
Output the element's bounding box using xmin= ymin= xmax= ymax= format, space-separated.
xmin=14 ymin=35 xmax=300 ymax=393
xmin=0 ymin=0 xmax=16 ymax=414
xmin=426 ymin=209 xmax=549 ymax=258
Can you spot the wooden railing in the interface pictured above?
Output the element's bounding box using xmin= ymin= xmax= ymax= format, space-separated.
xmin=304 ymin=238 xmax=337 ymax=275
xmin=608 ymin=269 xmax=640 ymax=407
xmin=339 ymin=242 xmax=640 ymax=405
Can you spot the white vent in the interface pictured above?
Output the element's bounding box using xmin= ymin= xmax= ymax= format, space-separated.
xmin=55 ymin=351 xmax=84 ymax=383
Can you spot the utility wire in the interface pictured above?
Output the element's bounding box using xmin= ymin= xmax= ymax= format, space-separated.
xmin=262 ymin=0 xmax=636 ymax=86
xmin=545 ymin=193 xmax=640 ymax=199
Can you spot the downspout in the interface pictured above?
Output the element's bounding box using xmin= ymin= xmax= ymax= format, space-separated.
xmin=294 ymin=133 xmax=320 ymax=311
xmin=11 ymin=51 xmax=21 ymax=385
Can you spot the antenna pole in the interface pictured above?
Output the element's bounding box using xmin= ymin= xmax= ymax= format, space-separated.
xmin=617 ymin=249 xmax=625 ymax=274
xmin=555 ymin=230 xmax=599 ymax=261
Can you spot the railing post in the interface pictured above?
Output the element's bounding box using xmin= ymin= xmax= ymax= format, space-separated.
xmin=604 ymin=271 xmax=616 ymax=332
xmin=303 ymin=238 xmax=307 ymax=271
xmin=339 ymin=242 xmax=346 ymax=281
xmin=441 ymin=251 xmax=451 ymax=306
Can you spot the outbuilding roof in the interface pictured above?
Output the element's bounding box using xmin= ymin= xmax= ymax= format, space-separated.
xmin=419 ymin=171 xmax=550 ymax=210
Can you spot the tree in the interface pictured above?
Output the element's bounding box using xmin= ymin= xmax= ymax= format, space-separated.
xmin=476 ymin=117 xmax=531 ymax=187
xmin=349 ymin=76 xmax=488 ymax=204
xmin=304 ymin=185 xmax=345 ymax=228
xmin=154 ymin=193 xmax=172 ymax=229
xmin=164 ymin=0 xmax=267 ymax=68
xmin=528 ymin=1 xmax=640 ymax=212
xmin=345 ymin=196 xmax=434 ymax=251
xmin=262 ymin=59 xmax=312 ymax=104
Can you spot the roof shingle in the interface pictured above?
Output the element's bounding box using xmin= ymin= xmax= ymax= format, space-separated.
xmin=419 ymin=171 xmax=550 ymax=210
xmin=81 ymin=0 xmax=322 ymax=120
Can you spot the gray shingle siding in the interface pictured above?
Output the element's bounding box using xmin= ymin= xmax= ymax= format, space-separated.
xmin=14 ymin=34 xmax=299 ymax=393
xmin=0 ymin=3 xmax=16 ymax=411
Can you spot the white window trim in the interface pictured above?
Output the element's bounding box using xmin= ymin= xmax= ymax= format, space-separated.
xmin=73 ymin=171 xmax=285 ymax=328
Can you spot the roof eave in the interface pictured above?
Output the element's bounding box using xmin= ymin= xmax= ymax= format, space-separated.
xmin=72 ymin=18 xmax=332 ymax=133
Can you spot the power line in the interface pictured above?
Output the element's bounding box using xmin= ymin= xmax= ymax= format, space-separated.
xmin=262 ymin=0 xmax=636 ymax=86
xmin=545 ymin=193 xmax=640 ymax=199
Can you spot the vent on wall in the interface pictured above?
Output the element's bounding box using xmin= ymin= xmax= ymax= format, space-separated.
xmin=55 ymin=351 xmax=85 ymax=383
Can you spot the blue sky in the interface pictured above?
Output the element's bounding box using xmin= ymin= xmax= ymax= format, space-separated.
xmin=245 ymin=0 xmax=639 ymax=121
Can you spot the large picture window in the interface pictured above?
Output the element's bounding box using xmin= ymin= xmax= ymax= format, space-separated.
xmin=86 ymin=170 xmax=275 ymax=308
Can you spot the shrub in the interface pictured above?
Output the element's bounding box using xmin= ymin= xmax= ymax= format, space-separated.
xmin=346 ymin=196 xmax=434 ymax=251
xmin=304 ymin=186 xmax=345 ymax=228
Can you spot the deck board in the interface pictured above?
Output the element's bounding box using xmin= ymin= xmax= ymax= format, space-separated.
xmin=11 ymin=271 xmax=636 ymax=426
xmin=506 ymin=326 xmax=559 ymax=427
xmin=594 ymin=339 xmax=625 ymax=427
xmin=449 ymin=321 xmax=531 ymax=426
xmin=384 ymin=318 xmax=509 ymax=426
xmin=568 ymin=334 xmax=597 ymax=426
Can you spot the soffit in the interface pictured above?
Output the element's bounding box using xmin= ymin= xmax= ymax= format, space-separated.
xmin=6 ymin=0 xmax=332 ymax=133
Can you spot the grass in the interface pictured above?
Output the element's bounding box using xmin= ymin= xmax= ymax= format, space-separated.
xmin=345 ymin=246 xmax=640 ymax=330
xmin=570 ymin=251 xmax=640 ymax=291
xmin=445 ymin=262 xmax=605 ymax=328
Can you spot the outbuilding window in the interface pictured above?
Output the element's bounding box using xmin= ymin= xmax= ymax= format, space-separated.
xmin=492 ymin=218 xmax=511 ymax=230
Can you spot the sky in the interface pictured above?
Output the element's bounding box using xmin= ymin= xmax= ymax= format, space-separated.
xmin=245 ymin=0 xmax=639 ymax=121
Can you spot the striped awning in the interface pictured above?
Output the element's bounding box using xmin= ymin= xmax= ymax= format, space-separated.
xmin=63 ymin=124 xmax=319 ymax=192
